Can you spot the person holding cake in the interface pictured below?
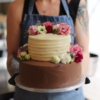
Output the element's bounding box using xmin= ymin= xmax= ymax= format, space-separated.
xmin=7 ymin=0 xmax=89 ymax=100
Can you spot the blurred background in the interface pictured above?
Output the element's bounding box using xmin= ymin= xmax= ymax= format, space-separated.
xmin=0 ymin=0 xmax=100 ymax=100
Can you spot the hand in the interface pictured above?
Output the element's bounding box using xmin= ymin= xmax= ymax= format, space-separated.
xmin=75 ymin=77 xmax=90 ymax=91
xmin=85 ymin=77 xmax=90 ymax=84
xmin=8 ymin=73 xmax=19 ymax=86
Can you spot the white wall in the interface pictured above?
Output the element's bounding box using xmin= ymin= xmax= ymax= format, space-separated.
xmin=0 ymin=0 xmax=14 ymax=3
xmin=87 ymin=0 xmax=100 ymax=55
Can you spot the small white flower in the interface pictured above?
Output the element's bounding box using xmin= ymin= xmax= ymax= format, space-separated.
xmin=20 ymin=51 xmax=27 ymax=57
xmin=51 ymin=56 xmax=61 ymax=63
xmin=38 ymin=26 xmax=47 ymax=34
xmin=61 ymin=60 xmax=67 ymax=64
xmin=25 ymin=54 xmax=31 ymax=60
xmin=70 ymin=57 xmax=75 ymax=63
xmin=53 ymin=24 xmax=60 ymax=30
xmin=60 ymin=53 xmax=71 ymax=64
xmin=60 ymin=53 xmax=67 ymax=59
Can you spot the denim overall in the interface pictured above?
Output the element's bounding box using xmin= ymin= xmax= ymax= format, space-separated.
xmin=14 ymin=0 xmax=85 ymax=99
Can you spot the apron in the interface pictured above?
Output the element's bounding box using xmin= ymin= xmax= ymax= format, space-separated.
xmin=14 ymin=0 xmax=85 ymax=99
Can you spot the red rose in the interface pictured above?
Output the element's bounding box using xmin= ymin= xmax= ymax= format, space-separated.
xmin=75 ymin=52 xmax=83 ymax=63
xmin=43 ymin=21 xmax=53 ymax=33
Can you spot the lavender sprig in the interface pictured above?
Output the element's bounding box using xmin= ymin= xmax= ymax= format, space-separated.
xmin=55 ymin=63 xmax=62 ymax=67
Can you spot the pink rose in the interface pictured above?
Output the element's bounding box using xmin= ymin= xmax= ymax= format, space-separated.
xmin=70 ymin=44 xmax=83 ymax=55
xmin=75 ymin=52 xmax=83 ymax=63
xmin=43 ymin=21 xmax=53 ymax=33
xmin=57 ymin=23 xmax=71 ymax=35
xmin=28 ymin=25 xmax=39 ymax=35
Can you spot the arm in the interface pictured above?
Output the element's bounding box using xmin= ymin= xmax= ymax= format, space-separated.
xmin=7 ymin=0 xmax=24 ymax=76
xmin=75 ymin=0 xmax=89 ymax=75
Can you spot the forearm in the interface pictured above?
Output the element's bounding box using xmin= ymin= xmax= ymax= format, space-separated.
xmin=82 ymin=51 xmax=89 ymax=76
xmin=7 ymin=56 xmax=19 ymax=76
xmin=75 ymin=0 xmax=89 ymax=75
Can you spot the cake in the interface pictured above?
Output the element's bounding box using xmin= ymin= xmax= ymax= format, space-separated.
xmin=19 ymin=61 xmax=81 ymax=89
xmin=28 ymin=34 xmax=71 ymax=61
xmin=18 ymin=22 xmax=83 ymax=89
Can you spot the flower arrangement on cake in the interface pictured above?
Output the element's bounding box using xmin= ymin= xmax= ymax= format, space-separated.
xmin=17 ymin=43 xmax=31 ymax=61
xmin=17 ymin=21 xmax=83 ymax=64
xmin=17 ymin=22 xmax=84 ymax=89
xmin=28 ymin=21 xmax=71 ymax=35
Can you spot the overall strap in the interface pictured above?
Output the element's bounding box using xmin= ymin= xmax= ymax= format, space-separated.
xmin=28 ymin=0 xmax=35 ymax=14
xmin=61 ymin=0 xmax=70 ymax=17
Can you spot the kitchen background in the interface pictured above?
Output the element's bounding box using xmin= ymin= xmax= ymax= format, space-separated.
xmin=0 ymin=0 xmax=100 ymax=100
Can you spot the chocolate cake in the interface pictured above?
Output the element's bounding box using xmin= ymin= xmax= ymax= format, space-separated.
xmin=19 ymin=61 xmax=82 ymax=89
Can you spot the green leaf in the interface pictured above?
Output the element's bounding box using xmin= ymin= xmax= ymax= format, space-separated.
xmin=52 ymin=29 xmax=57 ymax=34
xmin=36 ymin=23 xmax=40 ymax=27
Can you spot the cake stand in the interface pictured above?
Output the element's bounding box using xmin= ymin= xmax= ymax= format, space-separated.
xmin=15 ymin=75 xmax=85 ymax=93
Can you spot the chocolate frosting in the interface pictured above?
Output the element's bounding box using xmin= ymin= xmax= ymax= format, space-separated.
xmin=19 ymin=61 xmax=82 ymax=89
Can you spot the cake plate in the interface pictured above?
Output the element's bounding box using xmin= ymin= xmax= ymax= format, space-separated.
xmin=15 ymin=75 xmax=85 ymax=93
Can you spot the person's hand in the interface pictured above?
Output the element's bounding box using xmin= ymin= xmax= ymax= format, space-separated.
xmin=8 ymin=73 xmax=19 ymax=86
xmin=75 ymin=77 xmax=90 ymax=91
xmin=85 ymin=77 xmax=90 ymax=84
